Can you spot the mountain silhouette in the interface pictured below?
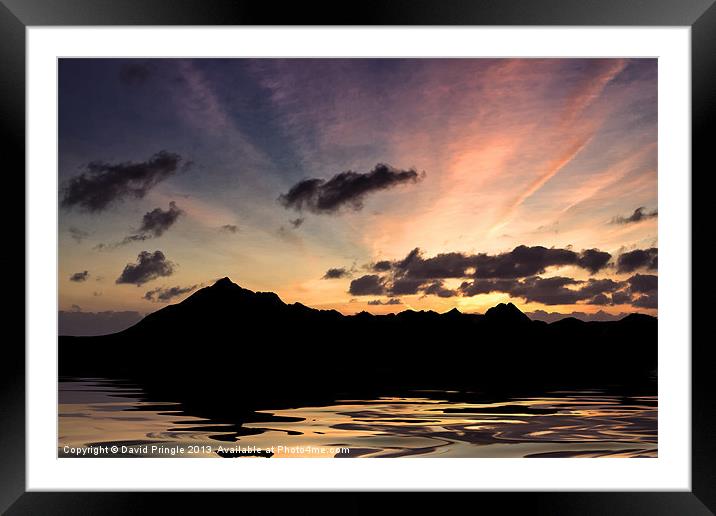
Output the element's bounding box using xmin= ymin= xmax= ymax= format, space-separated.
xmin=59 ymin=277 xmax=657 ymax=415
xmin=484 ymin=302 xmax=532 ymax=325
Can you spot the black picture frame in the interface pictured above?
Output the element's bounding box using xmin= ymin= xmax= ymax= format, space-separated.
xmin=1 ymin=0 xmax=712 ymax=513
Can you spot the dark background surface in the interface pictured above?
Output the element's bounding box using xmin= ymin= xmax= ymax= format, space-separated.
xmin=2 ymin=0 xmax=713 ymax=514
xmin=0 ymin=0 xmax=713 ymax=25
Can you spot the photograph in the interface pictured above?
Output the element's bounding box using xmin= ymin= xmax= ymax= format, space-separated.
xmin=57 ymin=57 xmax=658 ymax=459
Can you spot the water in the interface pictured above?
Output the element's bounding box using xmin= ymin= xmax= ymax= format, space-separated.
xmin=59 ymin=378 xmax=657 ymax=458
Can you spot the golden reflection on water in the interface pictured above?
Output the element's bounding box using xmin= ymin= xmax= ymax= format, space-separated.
xmin=59 ymin=379 xmax=657 ymax=458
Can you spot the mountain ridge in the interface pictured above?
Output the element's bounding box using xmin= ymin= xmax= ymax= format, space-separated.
xmin=112 ymin=277 xmax=651 ymax=338
xmin=59 ymin=276 xmax=657 ymax=410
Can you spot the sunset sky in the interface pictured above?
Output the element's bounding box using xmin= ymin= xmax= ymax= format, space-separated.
xmin=58 ymin=58 xmax=657 ymax=334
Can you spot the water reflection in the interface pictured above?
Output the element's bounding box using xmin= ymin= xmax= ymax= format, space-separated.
xmin=59 ymin=378 xmax=656 ymax=458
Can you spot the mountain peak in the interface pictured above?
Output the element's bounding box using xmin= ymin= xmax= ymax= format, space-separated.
xmin=212 ymin=277 xmax=235 ymax=288
xmin=484 ymin=302 xmax=531 ymax=324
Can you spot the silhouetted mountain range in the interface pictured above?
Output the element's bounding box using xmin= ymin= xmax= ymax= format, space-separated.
xmin=59 ymin=277 xmax=657 ymax=414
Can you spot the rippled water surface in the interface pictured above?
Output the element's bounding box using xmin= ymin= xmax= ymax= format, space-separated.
xmin=59 ymin=378 xmax=656 ymax=458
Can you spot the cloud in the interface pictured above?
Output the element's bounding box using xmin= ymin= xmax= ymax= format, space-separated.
xmin=61 ymin=151 xmax=186 ymax=212
xmin=395 ymin=249 xmax=474 ymax=279
xmin=119 ymin=63 xmax=152 ymax=85
xmin=459 ymin=278 xmax=521 ymax=297
xmin=138 ymin=201 xmax=183 ymax=237
xmin=633 ymin=292 xmax=658 ymax=309
xmin=69 ymin=270 xmax=89 ymax=282
xmin=220 ymin=224 xmax=238 ymax=233
xmin=143 ymin=284 xmax=198 ymax=302
xmin=459 ymin=275 xmax=628 ymax=306
xmin=59 ymin=309 xmax=143 ymax=336
xmin=322 ymin=267 xmax=350 ymax=279
xmin=585 ymin=293 xmax=611 ymax=305
xmin=578 ymin=278 xmax=623 ymax=298
xmin=370 ymin=260 xmax=392 ymax=272
xmin=289 ymin=218 xmax=304 ymax=228
xmin=116 ymin=250 xmax=175 ymax=286
xmin=279 ymin=163 xmax=422 ymax=214
xmin=576 ymin=249 xmax=612 ymax=274
xmin=627 ymin=273 xmax=657 ymax=293
xmin=388 ymin=245 xmax=611 ymax=280
xmin=612 ymin=207 xmax=658 ymax=224
xmin=421 ymin=280 xmax=458 ymax=298
xmin=388 ymin=277 xmax=427 ymax=296
xmin=96 ymin=202 xmax=184 ymax=249
xmin=367 ymin=298 xmax=402 ymax=306
xmin=506 ymin=276 xmax=585 ymax=305
xmin=330 ymin=244 xmax=657 ymax=310
xmin=348 ymin=275 xmax=386 ymax=295
xmin=617 ymin=248 xmax=658 ymax=273
xmin=611 ymin=290 xmax=633 ymax=305
xmin=69 ymin=227 xmax=89 ymax=243
xmin=474 ymin=246 xmax=610 ymax=279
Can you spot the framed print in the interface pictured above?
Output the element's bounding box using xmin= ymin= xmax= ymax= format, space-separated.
xmin=2 ymin=0 xmax=713 ymax=513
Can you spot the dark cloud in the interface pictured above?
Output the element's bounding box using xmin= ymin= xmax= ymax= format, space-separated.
xmin=104 ymin=235 xmax=149 ymax=249
xmin=143 ymin=284 xmax=198 ymax=303
xmin=70 ymin=270 xmax=89 ymax=282
xmin=370 ymin=260 xmax=392 ymax=272
xmin=138 ymin=201 xmax=183 ymax=237
xmin=322 ymin=268 xmax=350 ymax=279
xmin=220 ymin=224 xmax=238 ymax=233
xmin=388 ymin=277 xmax=427 ymax=296
xmin=395 ymin=247 xmax=422 ymax=271
xmin=390 ymin=245 xmax=611 ymax=280
xmin=348 ymin=275 xmax=386 ymax=296
xmin=612 ymin=207 xmax=658 ymax=225
xmin=617 ymin=248 xmax=658 ymax=273
xmin=627 ymin=273 xmax=657 ymax=293
xmin=116 ymin=250 xmax=175 ymax=286
xmin=578 ymin=278 xmax=623 ymax=298
xmin=577 ymin=249 xmax=612 ymax=274
xmin=367 ymin=298 xmax=402 ymax=306
xmin=421 ymin=280 xmax=458 ymax=298
xmin=586 ymin=293 xmax=611 ymax=306
xmin=508 ymin=276 xmax=584 ymax=305
xmin=460 ymin=276 xmax=628 ymax=306
xmin=611 ymin=290 xmax=633 ymax=305
xmin=633 ymin=292 xmax=658 ymax=309
xmin=459 ymin=278 xmax=521 ymax=297
xmin=119 ymin=63 xmax=152 ymax=85
xmin=396 ymin=249 xmax=473 ymax=279
xmin=290 ymin=218 xmax=305 ymax=229
xmin=96 ymin=202 xmax=184 ymax=249
xmin=59 ymin=309 xmax=143 ymax=336
xmin=69 ymin=227 xmax=89 ymax=243
xmin=279 ymin=163 xmax=422 ymax=214
xmin=61 ymin=151 xmax=186 ymax=212
xmin=472 ymin=246 xmax=606 ymax=279
xmin=330 ymin=244 xmax=656 ymax=311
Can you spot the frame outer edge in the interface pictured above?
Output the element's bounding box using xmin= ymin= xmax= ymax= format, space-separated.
xmin=0 ymin=1 xmax=26 ymax=515
xmin=691 ymin=0 xmax=716 ymax=513
xmin=1 ymin=0 xmax=716 ymax=26
xmin=1 ymin=0 xmax=713 ymax=513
